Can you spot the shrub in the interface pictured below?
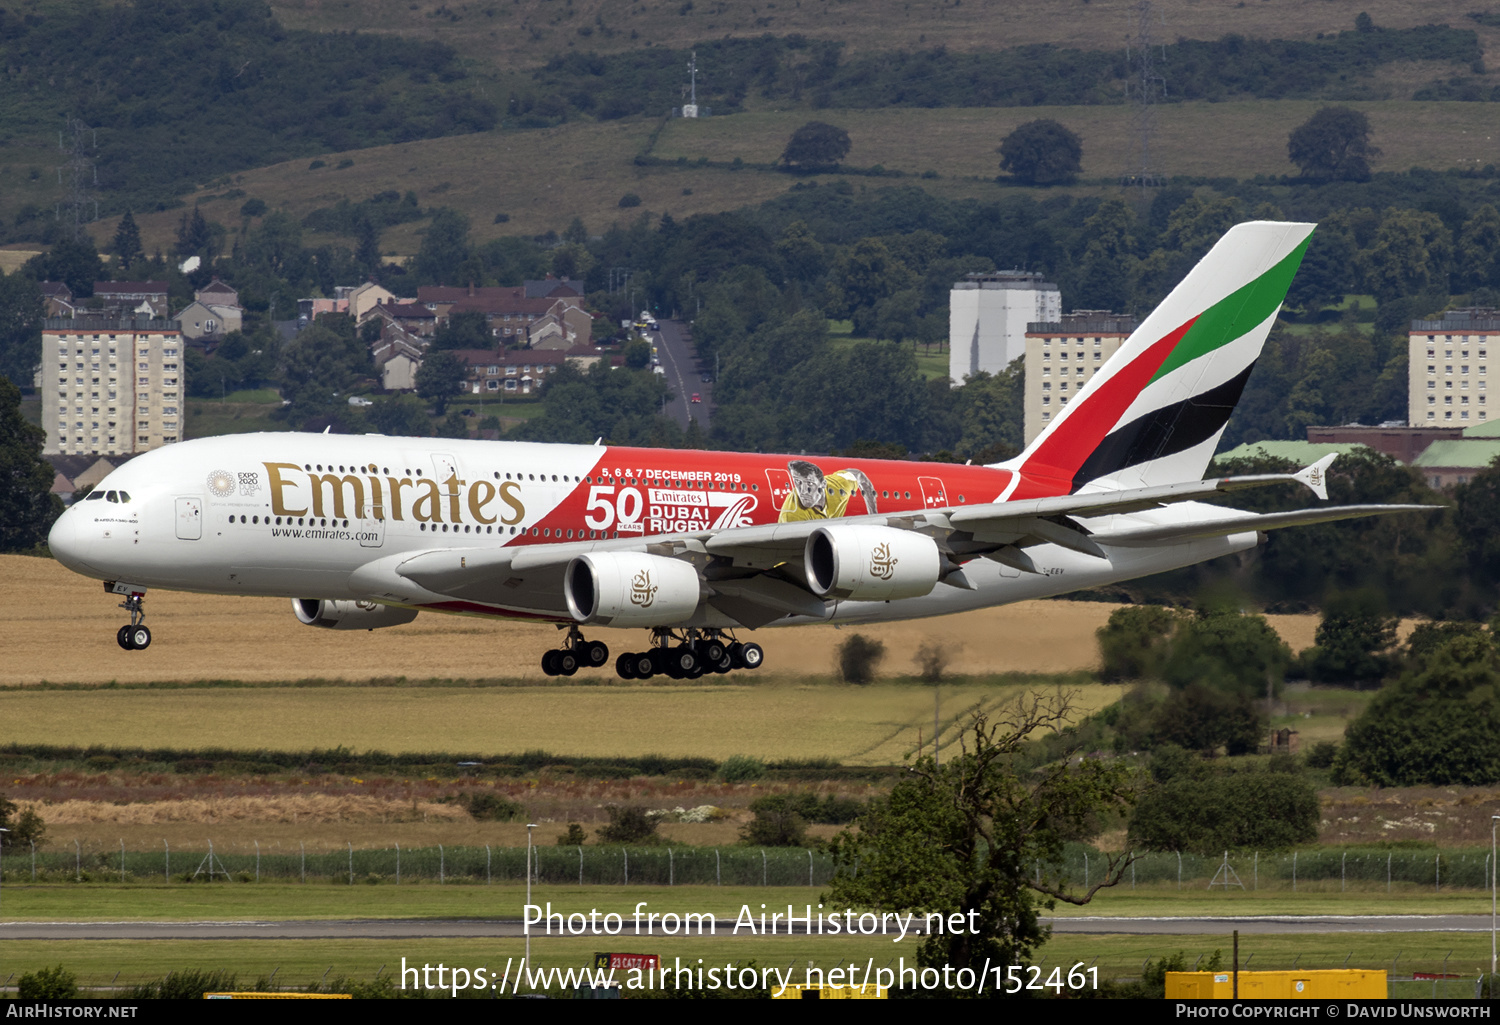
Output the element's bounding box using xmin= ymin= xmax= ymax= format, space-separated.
xmin=458 ymin=791 xmax=525 ymax=821
xmin=596 ymin=805 xmax=660 ymax=844
xmin=717 ymin=754 xmax=765 ymax=782
xmin=1306 ymin=741 xmax=1338 ymax=769
xmin=912 ymin=640 xmax=955 ymax=683
xmin=557 ymin=822 xmax=587 ymax=846
xmin=837 ymin=633 xmax=885 ymax=684
xmin=0 ymin=794 xmax=46 ymax=849
xmin=1128 ymin=764 xmax=1319 ymax=852
xmin=740 ymin=794 xmax=809 ymax=847
xmin=239 ymin=198 xmax=267 ymax=217
xmin=18 ymin=966 xmax=77 ymax=999
xmin=618 ymin=193 xmax=642 ymax=207
xmin=126 ymin=969 xmax=240 ymax=999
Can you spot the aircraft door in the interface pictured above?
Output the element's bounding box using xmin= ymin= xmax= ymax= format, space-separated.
xmin=359 ymin=514 xmax=385 ymax=548
xmin=175 ymin=497 xmax=202 ymax=540
xmin=917 ymin=476 xmax=949 ymax=509
xmin=764 ymin=468 xmax=791 ymax=519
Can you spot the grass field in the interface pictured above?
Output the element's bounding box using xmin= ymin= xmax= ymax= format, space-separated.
xmin=0 ymin=554 xmax=1326 ymax=687
xmin=107 ymin=99 xmax=1500 ymax=259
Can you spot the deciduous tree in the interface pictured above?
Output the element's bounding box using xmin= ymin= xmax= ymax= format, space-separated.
xmin=998 ymin=119 xmax=1083 ymax=185
xmin=780 ymin=121 xmax=851 ymax=170
xmin=1287 ymin=106 xmax=1380 ymax=181
xmin=826 ymin=695 xmax=1135 ymax=978
xmin=0 ymin=378 xmax=61 ymax=552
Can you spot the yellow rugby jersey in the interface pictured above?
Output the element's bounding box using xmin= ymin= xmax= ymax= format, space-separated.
xmin=778 ymin=470 xmax=865 ymax=521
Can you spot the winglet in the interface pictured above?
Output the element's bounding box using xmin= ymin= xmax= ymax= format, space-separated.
xmin=1294 ymin=453 xmax=1337 ymax=501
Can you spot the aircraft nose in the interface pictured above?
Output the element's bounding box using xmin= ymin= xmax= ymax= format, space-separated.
xmin=49 ymin=505 xmax=100 ymax=576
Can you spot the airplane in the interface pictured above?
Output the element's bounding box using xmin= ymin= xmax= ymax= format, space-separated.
xmin=47 ymin=221 xmax=1435 ymax=678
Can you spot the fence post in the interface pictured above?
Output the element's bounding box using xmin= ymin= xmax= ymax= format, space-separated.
xmin=624 ymin=848 xmax=629 ymax=885
xmin=255 ymin=840 xmax=260 ymax=883
xmin=716 ymin=848 xmax=720 ymax=887
xmin=1177 ymin=851 xmax=1182 ymax=891
xmin=348 ymin=842 xmax=353 ymax=886
xmin=300 ymin=842 xmax=305 ymax=885
xmin=809 ymin=849 xmax=814 ymax=887
xmin=120 ymin=839 xmax=125 ymax=883
xmin=762 ymin=849 xmax=767 ymax=887
xmin=1130 ymin=858 xmax=1135 ymax=890
xmin=1342 ymin=850 xmax=1346 ymax=893
xmin=1435 ymin=853 xmax=1440 ymax=892
xmin=669 ymin=849 xmax=674 ymax=887
xmin=1388 ymin=851 xmax=1392 ymax=893
xmin=1253 ymin=851 xmax=1258 ymax=891
xmin=578 ymin=846 xmax=583 ymax=886
xmin=1084 ymin=852 xmax=1089 ymax=890
xmin=74 ymin=839 xmax=80 ymax=882
xmin=33 ymin=840 xmax=38 ymax=883
xmin=395 ymin=842 xmax=400 ymax=886
xmin=1293 ymin=851 xmax=1297 ymax=893
xmin=487 ymin=845 xmax=492 ymax=885
xmin=440 ymin=845 xmax=445 ymax=885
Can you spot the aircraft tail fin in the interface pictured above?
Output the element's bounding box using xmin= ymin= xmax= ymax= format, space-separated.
xmin=1000 ymin=220 xmax=1315 ymax=499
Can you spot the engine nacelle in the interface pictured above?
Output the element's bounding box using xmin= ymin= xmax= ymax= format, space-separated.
xmin=804 ymin=525 xmax=941 ymax=601
xmin=293 ymin=598 xmax=419 ymax=630
xmin=564 ymin=552 xmax=702 ymax=627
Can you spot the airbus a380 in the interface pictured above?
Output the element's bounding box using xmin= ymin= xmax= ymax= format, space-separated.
xmin=47 ymin=222 xmax=1433 ymax=678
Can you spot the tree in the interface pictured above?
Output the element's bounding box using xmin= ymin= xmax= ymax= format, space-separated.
xmin=780 ymin=121 xmax=851 ymax=170
xmin=0 ymin=378 xmax=62 ymax=552
xmin=110 ymin=210 xmax=144 ymax=268
xmin=998 ymin=119 xmax=1083 ymax=185
xmin=740 ymin=794 xmax=810 ymax=847
xmin=826 ymin=696 xmax=1135 ymax=978
xmin=595 ymin=805 xmax=660 ymax=844
xmin=0 ymin=792 xmax=46 ymax=849
xmin=415 ymin=350 xmax=468 ymax=415
xmin=1287 ymin=107 xmax=1380 ymax=181
xmin=0 ymin=272 xmax=44 ymax=387
xmin=1333 ymin=633 xmax=1500 ymax=786
xmin=836 ymin=633 xmax=885 ymax=684
xmin=1301 ymin=589 xmax=1397 ymax=686
xmin=1097 ymin=605 xmax=1179 ymax=682
xmin=1361 ymin=209 xmax=1452 ymax=301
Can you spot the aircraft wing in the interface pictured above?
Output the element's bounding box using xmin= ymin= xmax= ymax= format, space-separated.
xmin=1087 ymin=504 xmax=1439 ymax=547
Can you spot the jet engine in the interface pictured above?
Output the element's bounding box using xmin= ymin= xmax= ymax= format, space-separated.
xmin=804 ymin=525 xmax=941 ymax=601
xmin=564 ymin=552 xmax=702 ymax=627
xmin=293 ymin=598 xmax=420 ymax=630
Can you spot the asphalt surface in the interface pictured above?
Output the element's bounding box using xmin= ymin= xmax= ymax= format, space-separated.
xmin=5 ymin=916 xmax=1495 ymax=940
xmin=652 ymin=318 xmax=711 ymax=433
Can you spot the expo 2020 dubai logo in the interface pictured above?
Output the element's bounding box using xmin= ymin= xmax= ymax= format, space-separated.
xmin=207 ymin=470 xmax=237 ymax=497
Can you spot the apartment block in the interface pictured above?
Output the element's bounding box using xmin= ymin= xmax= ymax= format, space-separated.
xmin=948 ymin=271 xmax=1061 ymax=385
xmin=42 ymin=317 xmax=184 ymax=456
xmin=1023 ymin=312 xmax=1138 ymax=444
xmin=1408 ymin=309 xmax=1500 ymax=427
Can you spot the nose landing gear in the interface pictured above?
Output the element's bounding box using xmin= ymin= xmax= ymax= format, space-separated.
xmin=108 ymin=581 xmax=151 ymax=650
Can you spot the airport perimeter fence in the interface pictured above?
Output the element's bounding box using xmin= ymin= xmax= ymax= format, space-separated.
xmin=7 ymin=842 xmax=839 ymax=886
xmin=5 ymin=842 xmax=1498 ymax=890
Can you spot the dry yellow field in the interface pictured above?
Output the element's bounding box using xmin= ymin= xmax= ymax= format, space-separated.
xmin=1 ymin=553 xmax=1320 ymax=685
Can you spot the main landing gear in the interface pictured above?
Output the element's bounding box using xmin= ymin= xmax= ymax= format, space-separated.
xmin=540 ymin=626 xmax=610 ymax=677
xmin=109 ymin=582 xmax=151 ymax=651
xmin=614 ymin=629 xmax=763 ymax=680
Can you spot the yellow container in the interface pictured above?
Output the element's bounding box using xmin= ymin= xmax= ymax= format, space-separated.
xmin=1165 ymin=970 xmax=1386 ymax=1000
xmin=771 ymin=983 xmax=889 ymax=999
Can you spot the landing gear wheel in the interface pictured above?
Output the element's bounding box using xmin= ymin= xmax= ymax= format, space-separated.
xmin=700 ymin=640 xmax=726 ymax=664
xmin=630 ymin=652 xmax=657 ymax=679
xmin=541 ymin=650 xmax=561 ymax=676
xmin=583 ymin=640 xmax=610 ymax=668
xmin=557 ymin=650 xmax=580 ymax=676
xmin=117 ymin=625 xmax=134 ymax=650
xmin=739 ymin=642 xmax=763 ymax=670
xmin=728 ymin=641 xmax=745 ymax=668
xmin=712 ymin=651 xmax=734 ymax=674
xmin=616 ymin=653 xmax=637 ymax=679
xmin=128 ymin=625 xmax=151 ymax=651
xmin=669 ymin=646 xmax=699 ymax=676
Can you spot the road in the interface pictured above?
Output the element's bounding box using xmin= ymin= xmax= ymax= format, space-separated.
xmin=5 ymin=915 xmax=1494 ymax=940
xmin=652 ymin=318 xmax=711 ymax=434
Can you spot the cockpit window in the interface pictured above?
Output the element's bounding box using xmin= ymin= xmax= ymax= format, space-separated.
xmin=86 ymin=492 xmax=105 ymax=501
xmin=106 ymin=491 xmax=119 ymax=503
xmin=118 ymin=491 xmax=131 ymax=502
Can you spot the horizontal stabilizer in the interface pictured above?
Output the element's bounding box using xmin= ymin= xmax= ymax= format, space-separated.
xmin=1090 ymin=504 xmax=1439 ymax=548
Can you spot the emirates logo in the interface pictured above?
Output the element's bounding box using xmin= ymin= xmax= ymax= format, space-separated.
xmin=629 ymin=569 xmax=658 ymax=608
xmin=869 ymin=542 xmax=897 ymax=580
xmin=1308 ymin=467 xmax=1323 ymax=488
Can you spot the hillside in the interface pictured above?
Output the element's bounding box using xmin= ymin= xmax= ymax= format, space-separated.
xmin=104 ymin=99 xmax=1500 ymax=257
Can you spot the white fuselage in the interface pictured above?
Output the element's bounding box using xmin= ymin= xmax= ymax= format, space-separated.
xmin=48 ymin=433 xmax=1259 ymax=628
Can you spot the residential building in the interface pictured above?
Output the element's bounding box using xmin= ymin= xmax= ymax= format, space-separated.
xmin=41 ymin=317 xmax=184 ymax=456
xmin=450 ymin=348 xmax=565 ymax=396
xmin=1408 ymin=309 xmax=1500 ymax=426
xmin=1304 ymin=423 xmax=1463 ymax=463
xmin=1022 ymin=312 xmax=1137 ymax=443
xmin=949 ymin=271 xmax=1060 ymax=386
xmin=39 ymin=282 xmax=76 ymax=318
xmin=93 ymin=281 xmax=169 ymax=318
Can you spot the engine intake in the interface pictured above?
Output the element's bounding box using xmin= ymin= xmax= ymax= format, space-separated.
xmin=565 ymin=553 xmax=702 ymax=627
xmin=293 ymin=598 xmax=419 ymax=630
xmin=804 ymin=525 xmax=941 ymax=601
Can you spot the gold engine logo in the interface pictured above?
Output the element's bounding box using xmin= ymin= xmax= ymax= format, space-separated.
xmin=869 ymin=542 xmax=897 ymax=580
xmin=629 ymin=569 xmax=658 ymax=608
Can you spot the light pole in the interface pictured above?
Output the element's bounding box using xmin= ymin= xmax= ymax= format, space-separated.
xmin=0 ymin=828 xmax=9 ymax=916
xmin=526 ymin=823 xmax=538 ymax=969
xmin=1492 ymin=815 xmax=1499 ymax=984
